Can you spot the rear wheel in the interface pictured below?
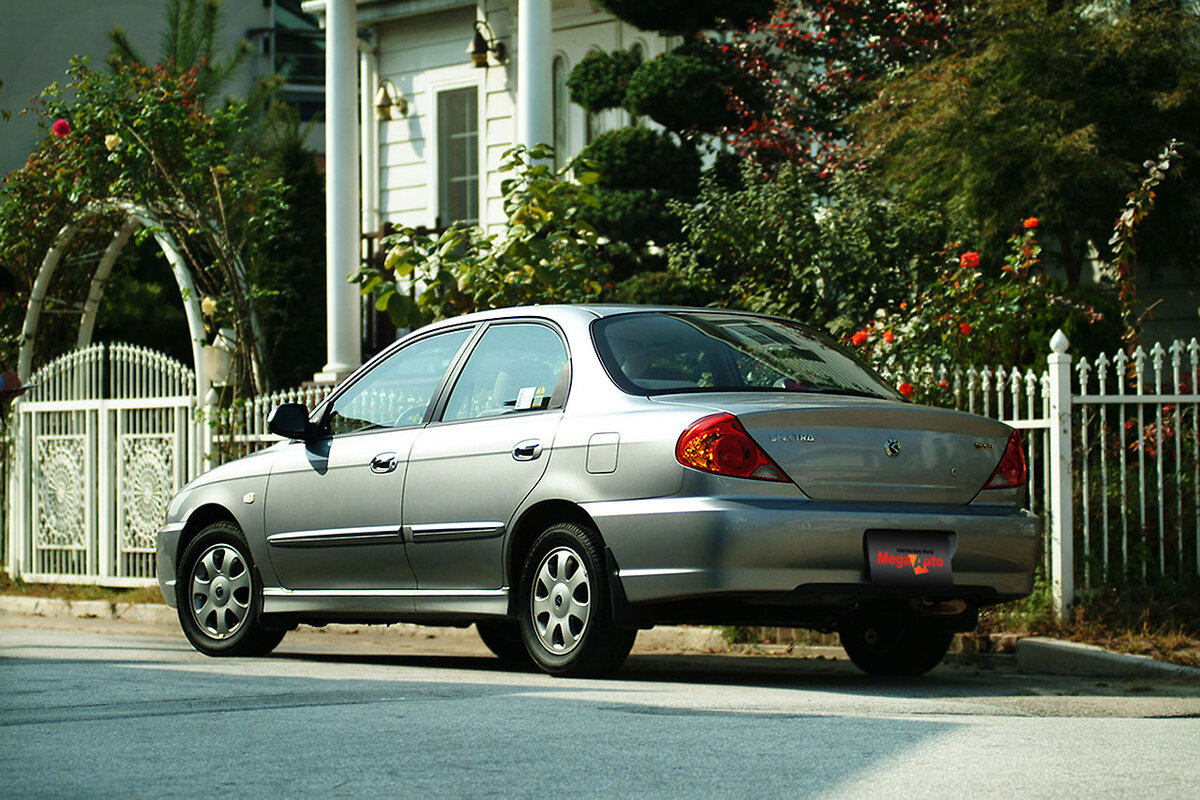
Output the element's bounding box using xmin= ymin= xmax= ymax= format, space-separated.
xmin=518 ymin=521 xmax=635 ymax=677
xmin=838 ymin=608 xmax=952 ymax=676
xmin=176 ymin=521 xmax=286 ymax=657
xmin=476 ymin=621 xmax=532 ymax=667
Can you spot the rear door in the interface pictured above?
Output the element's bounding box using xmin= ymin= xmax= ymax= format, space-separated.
xmin=402 ymin=321 xmax=570 ymax=592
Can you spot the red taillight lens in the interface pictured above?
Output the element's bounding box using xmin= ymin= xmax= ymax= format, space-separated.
xmin=984 ymin=430 xmax=1027 ymax=489
xmin=675 ymin=413 xmax=789 ymax=482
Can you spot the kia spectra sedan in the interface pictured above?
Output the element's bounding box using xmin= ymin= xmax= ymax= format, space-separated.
xmin=157 ymin=305 xmax=1040 ymax=677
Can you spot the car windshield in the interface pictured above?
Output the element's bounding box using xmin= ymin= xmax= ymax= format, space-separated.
xmin=593 ymin=311 xmax=900 ymax=400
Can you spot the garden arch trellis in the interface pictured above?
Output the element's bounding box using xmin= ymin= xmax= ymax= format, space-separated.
xmin=7 ymin=200 xmax=266 ymax=585
xmin=17 ymin=199 xmax=267 ymax=398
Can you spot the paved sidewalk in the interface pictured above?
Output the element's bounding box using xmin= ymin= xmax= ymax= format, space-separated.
xmin=3 ymin=594 xmax=1198 ymax=680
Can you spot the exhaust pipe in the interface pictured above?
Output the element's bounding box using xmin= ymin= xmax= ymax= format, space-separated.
xmin=910 ymin=597 xmax=969 ymax=617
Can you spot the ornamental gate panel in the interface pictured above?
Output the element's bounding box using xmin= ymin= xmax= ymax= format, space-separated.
xmin=8 ymin=343 xmax=198 ymax=586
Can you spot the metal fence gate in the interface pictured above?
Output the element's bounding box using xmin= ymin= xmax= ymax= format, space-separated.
xmin=7 ymin=343 xmax=198 ymax=587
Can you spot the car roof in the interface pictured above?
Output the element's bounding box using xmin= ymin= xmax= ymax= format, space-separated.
xmin=417 ymin=304 xmax=756 ymax=331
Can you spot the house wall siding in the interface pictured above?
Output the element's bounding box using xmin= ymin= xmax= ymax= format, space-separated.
xmin=374 ymin=0 xmax=671 ymax=232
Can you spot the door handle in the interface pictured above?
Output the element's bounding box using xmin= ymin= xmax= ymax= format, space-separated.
xmin=370 ymin=452 xmax=399 ymax=474
xmin=512 ymin=439 xmax=542 ymax=461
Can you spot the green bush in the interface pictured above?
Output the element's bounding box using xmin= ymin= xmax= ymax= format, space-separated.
xmin=585 ymin=187 xmax=685 ymax=248
xmin=566 ymin=49 xmax=642 ymax=113
xmin=576 ymin=127 xmax=699 ymax=194
xmin=625 ymin=49 xmax=740 ymax=134
xmin=668 ymin=163 xmax=946 ymax=334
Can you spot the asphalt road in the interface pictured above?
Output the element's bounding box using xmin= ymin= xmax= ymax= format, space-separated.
xmin=1 ymin=616 xmax=1198 ymax=799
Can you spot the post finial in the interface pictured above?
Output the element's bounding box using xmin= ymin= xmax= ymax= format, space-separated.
xmin=1050 ymin=329 xmax=1069 ymax=354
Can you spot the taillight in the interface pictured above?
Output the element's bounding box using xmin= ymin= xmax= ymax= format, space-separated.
xmin=675 ymin=413 xmax=789 ymax=482
xmin=984 ymin=430 xmax=1027 ymax=489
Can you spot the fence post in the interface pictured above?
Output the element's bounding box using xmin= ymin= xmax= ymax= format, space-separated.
xmin=1047 ymin=330 xmax=1074 ymax=619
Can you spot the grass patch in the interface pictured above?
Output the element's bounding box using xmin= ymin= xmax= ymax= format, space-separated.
xmin=0 ymin=573 xmax=163 ymax=605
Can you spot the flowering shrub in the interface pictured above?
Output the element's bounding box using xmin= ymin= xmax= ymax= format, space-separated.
xmin=847 ymin=219 xmax=1114 ymax=396
xmin=0 ymin=58 xmax=291 ymax=391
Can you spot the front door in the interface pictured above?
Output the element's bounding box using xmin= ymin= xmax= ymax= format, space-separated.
xmin=262 ymin=327 xmax=474 ymax=591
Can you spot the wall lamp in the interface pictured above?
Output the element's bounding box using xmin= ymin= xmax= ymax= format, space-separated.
xmin=374 ymin=79 xmax=407 ymax=119
xmin=469 ymin=19 xmax=506 ymax=68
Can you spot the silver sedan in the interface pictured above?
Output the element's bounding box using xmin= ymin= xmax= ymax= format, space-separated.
xmin=157 ymin=306 xmax=1039 ymax=676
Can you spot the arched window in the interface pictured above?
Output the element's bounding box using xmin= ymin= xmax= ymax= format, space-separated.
xmin=552 ymin=55 xmax=568 ymax=169
xmin=629 ymin=42 xmax=645 ymax=127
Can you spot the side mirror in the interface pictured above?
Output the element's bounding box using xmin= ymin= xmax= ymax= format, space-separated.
xmin=267 ymin=403 xmax=312 ymax=440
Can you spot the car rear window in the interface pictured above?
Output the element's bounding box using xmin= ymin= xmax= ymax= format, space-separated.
xmin=592 ymin=311 xmax=899 ymax=399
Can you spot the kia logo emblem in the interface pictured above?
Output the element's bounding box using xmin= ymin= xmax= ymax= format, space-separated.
xmin=885 ymin=438 xmax=901 ymax=458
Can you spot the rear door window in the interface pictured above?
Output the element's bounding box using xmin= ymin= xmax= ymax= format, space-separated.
xmin=441 ymin=323 xmax=569 ymax=422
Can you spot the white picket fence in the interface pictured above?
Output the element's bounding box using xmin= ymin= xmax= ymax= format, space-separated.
xmin=6 ymin=333 xmax=1198 ymax=612
xmin=210 ymin=384 xmax=332 ymax=465
xmin=890 ymin=331 xmax=1200 ymax=617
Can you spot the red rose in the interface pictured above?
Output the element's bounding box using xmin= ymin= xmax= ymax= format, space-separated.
xmin=898 ymin=382 xmax=915 ymax=398
xmin=959 ymin=251 xmax=980 ymax=269
xmin=851 ymin=329 xmax=870 ymax=347
xmin=959 ymin=322 xmax=972 ymax=335
xmin=883 ymin=330 xmax=894 ymax=344
xmin=52 ymin=118 xmax=71 ymax=137
xmin=1023 ymin=217 xmax=1039 ymax=229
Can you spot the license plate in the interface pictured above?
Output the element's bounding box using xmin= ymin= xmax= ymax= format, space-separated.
xmin=866 ymin=530 xmax=952 ymax=591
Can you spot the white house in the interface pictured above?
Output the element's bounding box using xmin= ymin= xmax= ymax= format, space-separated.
xmin=300 ymin=0 xmax=675 ymax=380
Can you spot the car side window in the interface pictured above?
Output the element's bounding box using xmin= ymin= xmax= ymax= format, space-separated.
xmin=327 ymin=328 xmax=472 ymax=435
xmin=442 ymin=323 xmax=568 ymax=422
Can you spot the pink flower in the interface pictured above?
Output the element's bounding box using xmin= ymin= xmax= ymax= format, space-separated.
xmin=1023 ymin=217 xmax=1039 ymax=229
xmin=898 ymin=382 xmax=914 ymax=398
xmin=959 ymin=251 xmax=980 ymax=269
xmin=52 ymin=118 xmax=71 ymax=137
xmin=959 ymin=322 xmax=973 ymax=335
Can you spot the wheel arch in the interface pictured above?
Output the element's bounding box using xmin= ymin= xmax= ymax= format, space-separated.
xmin=505 ymin=499 xmax=599 ymax=615
xmin=178 ymin=504 xmax=241 ymax=574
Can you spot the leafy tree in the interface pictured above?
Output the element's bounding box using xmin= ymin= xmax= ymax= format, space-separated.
xmin=717 ymin=0 xmax=953 ymax=169
xmin=849 ymin=0 xmax=1200 ymax=286
xmin=667 ymin=162 xmax=946 ymax=334
xmin=107 ymin=0 xmax=254 ymax=104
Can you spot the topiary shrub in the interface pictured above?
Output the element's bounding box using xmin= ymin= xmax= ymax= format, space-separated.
xmin=624 ymin=49 xmax=741 ymax=134
xmin=576 ymin=127 xmax=700 ymax=195
xmin=583 ymin=187 xmax=685 ymax=247
xmin=567 ymin=49 xmax=642 ymax=113
xmin=596 ymin=0 xmax=773 ymax=34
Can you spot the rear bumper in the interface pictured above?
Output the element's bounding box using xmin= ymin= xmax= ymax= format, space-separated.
xmin=584 ymin=496 xmax=1040 ymax=605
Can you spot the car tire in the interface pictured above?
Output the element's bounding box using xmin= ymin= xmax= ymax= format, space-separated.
xmin=838 ymin=608 xmax=953 ymax=676
xmin=475 ymin=621 xmax=533 ymax=667
xmin=518 ymin=521 xmax=636 ymax=677
xmin=176 ymin=521 xmax=286 ymax=657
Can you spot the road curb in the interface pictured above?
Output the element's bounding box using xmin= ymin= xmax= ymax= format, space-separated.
xmin=4 ymin=595 xmax=1196 ymax=677
xmin=1016 ymin=636 xmax=1200 ymax=680
xmin=0 ymin=595 xmax=731 ymax=653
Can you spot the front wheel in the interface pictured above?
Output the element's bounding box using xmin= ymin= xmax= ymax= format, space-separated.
xmin=176 ymin=521 xmax=286 ymax=657
xmin=838 ymin=608 xmax=952 ymax=676
xmin=518 ymin=521 xmax=635 ymax=677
